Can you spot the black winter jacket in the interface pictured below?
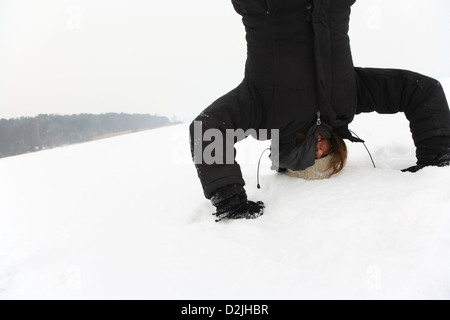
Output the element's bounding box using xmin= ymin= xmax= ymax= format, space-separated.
xmin=232 ymin=0 xmax=358 ymax=146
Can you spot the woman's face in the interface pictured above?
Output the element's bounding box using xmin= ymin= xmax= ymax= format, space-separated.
xmin=316 ymin=133 xmax=331 ymax=159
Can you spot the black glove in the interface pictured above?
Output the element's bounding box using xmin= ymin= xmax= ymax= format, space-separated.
xmin=214 ymin=200 xmax=265 ymax=222
xmin=402 ymin=137 xmax=450 ymax=173
xmin=402 ymin=156 xmax=450 ymax=173
xmin=210 ymin=184 xmax=265 ymax=222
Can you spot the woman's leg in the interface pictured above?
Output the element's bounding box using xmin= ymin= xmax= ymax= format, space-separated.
xmin=355 ymin=67 xmax=450 ymax=170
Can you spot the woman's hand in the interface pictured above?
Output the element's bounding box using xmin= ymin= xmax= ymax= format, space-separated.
xmin=214 ymin=201 xmax=265 ymax=222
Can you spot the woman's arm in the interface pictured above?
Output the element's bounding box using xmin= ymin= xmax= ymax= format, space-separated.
xmin=355 ymin=67 xmax=450 ymax=171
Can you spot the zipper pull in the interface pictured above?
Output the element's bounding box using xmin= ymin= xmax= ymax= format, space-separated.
xmin=316 ymin=111 xmax=322 ymax=126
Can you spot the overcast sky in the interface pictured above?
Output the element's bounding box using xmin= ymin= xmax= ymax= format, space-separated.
xmin=0 ymin=0 xmax=449 ymax=121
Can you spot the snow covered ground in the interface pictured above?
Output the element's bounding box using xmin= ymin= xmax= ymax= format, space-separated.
xmin=1 ymin=80 xmax=450 ymax=300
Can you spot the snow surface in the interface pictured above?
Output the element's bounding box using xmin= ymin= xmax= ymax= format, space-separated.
xmin=1 ymin=81 xmax=450 ymax=300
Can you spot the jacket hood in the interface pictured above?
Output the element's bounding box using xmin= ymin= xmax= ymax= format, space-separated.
xmin=271 ymin=123 xmax=333 ymax=171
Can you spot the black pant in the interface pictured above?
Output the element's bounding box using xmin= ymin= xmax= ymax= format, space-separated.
xmin=190 ymin=68 xmax=450 ymax=199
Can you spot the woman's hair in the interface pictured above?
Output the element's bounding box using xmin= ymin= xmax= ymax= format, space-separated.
xmin=295 ymin=130 xmax=347 ymax=176
xmin=328 ymin=131 xmax=347 ymax=175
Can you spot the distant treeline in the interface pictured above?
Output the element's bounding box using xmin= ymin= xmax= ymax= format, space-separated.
xmin=0 ymin=113 xmax=179 ymax=159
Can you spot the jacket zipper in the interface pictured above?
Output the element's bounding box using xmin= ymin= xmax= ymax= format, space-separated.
xmin=266 ymin=0 xmax=270 ymax=14
xmin=317 ymin=111 xmax=322 ymax=126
